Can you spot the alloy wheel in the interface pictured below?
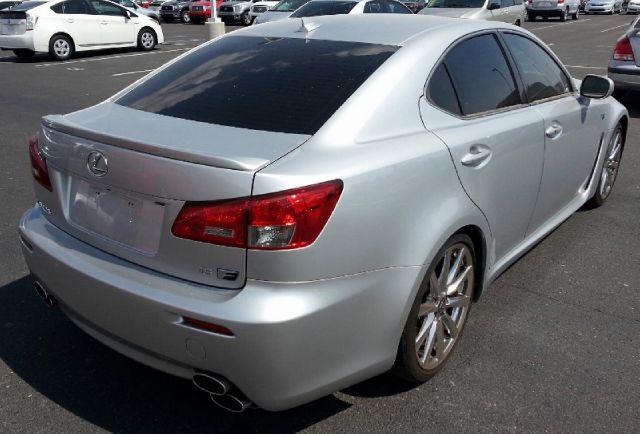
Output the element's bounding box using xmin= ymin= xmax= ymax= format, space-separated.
xmin=598 ymin=129 xmax=622 ymax=200
xmin=415 ymin=243 xmax=474 ymax=370
xmin=141 ymin=32 xmax=155 ymax=49
xmin=54 ymin=39 xmax=70 ymax=58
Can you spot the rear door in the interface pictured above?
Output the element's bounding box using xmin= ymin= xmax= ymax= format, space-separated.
xmin=423 ymin=33 xmax=545 ymax=261
xmin=52 ymin=0 xmax=102 ymax=47
xmin=500 ymin=32 xmax=602 ymax=234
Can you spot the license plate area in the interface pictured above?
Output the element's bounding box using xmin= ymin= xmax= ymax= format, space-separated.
xmin=68 ymin=177 xmax=164 ymax=255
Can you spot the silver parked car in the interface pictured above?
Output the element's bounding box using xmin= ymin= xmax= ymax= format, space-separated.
xmin=252 ymin=0 xmax=308 ymax=23
xmin=608 ymin=16 xmax=640 ymax=95
xmin=584 ymin=0 xmax=623 ymax=12
xmin=20 ymin=14 xmax=628 ymax=412
xmin=527 ymin=0 xmax=580 ymax=20
xmin=290 ymin=0 xmax=412 ymax=17
xmin=420 ymin=0 xmax=525 ymax=26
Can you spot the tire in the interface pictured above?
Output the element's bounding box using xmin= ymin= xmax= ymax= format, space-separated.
xmin=13 ymin=49 xmax=35 ymax=60
xmin=48 ymin=34 xmax=74 ymax=61
xmin=560 ymin=7 xmax=568 ymax=20
xmin=240 ymin=11 xmax=252 ymax=26
xmin=572 ymin=7 xmax=578 ymax=18
xmin=137 ymin=28 xmax=157 ymax=51
xmin=394 ymin=233 xmax=476 ymax=382
xmin=587 ymin=125 xmax=624 ymax=208
xmin=181 ymin=9 xmax=191 ymax=23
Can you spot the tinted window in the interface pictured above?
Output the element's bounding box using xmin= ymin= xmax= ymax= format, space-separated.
xmin=444 ymin=34 xmax=521 ymax=115
xmin=364 ymin=0 xmax=389 ymax=12
xmin=503 ymin=33 xmax=571 ymax=102
xmin=290 ymin=0 xmax=358 ymax=16
xmin=64 ymin=0 xmax=92 ymax=13
xmin=10 ymin=1 xmax=46 ymax=10
xmin=500 ymin=0 xmax=515 ymax=6
xmin=422 ymin=0 xmax=484 ymax=9
xmin=117 ymin=36 xmax=398 ymax=135
xmin=90 ymin=0 xmax=125 ymax=14
xmin=388 ymin=0 xmax=412 ymax=12
xmin=272 ymin=0 xmax=310 ymax=11
xmin=0 ymin=2 xmax=17 ymax=11
xmin=428 ymin=63 xmax=462 ymax=115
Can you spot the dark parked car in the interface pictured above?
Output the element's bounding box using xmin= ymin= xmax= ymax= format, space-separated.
xmin=160 ymin=0 xmax=193 ymax=22
xmin=0 ymin=0 xmax=21 ymax=10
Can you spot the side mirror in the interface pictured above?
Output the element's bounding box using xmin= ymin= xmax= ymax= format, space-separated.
xmin=488 ymin=1 xmax=500 ymax=9
xmin=580 ymin=74 xmax=614 ymax=99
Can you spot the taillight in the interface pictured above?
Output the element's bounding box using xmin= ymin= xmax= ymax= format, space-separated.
xmin=28 ymin=134 xmax=52 ymax=191
xmin=557 ymin=0 xmax=564 ymax=3
xmin=172 ymin=180 xmax=343 ymax=250
xmin=25 ymin=14 xmax=38 ymax=31
xmin=613 ymin=36 xmax=635 ymax=62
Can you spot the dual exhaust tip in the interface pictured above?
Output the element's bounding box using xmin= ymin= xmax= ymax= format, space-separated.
xmin=192 ymin=372 xmax=253 ymax=413
xmin=34 ymin=282 xmax=252 ymax=413
xmin=34 ymin=281 xmax=57 ymax=307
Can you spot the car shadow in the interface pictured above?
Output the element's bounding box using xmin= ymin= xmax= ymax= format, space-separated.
xmin=617 ymin=90 xmax=640 ymax=118
xmin=0 ymin=275 xmax=359 ymax=432
xmin=0 ymin=46 xmax=168 ymax=64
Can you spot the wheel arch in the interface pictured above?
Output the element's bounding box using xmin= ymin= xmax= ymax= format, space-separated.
xmin=49 ymin=32 xmax=75 ymax=51
xmin=455 ymin=224 xmax=488 ymax=301
xmin=619 ymin=114 xmax=629 ymax=148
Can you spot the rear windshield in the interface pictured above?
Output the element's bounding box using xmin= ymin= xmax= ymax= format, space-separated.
xmin=290 ymin=0 xmax=358 ymax=16
xmin=272 ymin=0 xmax=310 ymax=11
xmin=117 ymin=36 xmax=398 ymax=135
xmin=10 ymin=1 xmax=47 ymax=10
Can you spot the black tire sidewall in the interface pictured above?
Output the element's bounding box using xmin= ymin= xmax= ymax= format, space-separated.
xmin=137 ymin=28 xmax=156 ymax=51
xmin=49 ymin=35 xmax=73 ymax=61
xmin=394 ymin=233 xmax=476 ymax=383
xmin=181 ymin=10 xmax=190 ymax=22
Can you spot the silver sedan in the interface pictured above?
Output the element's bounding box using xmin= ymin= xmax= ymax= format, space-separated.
xmin=608 ymin=16 xmax=640 ymax=94
xmin=19 ymin=15 xmax=628 ymax=412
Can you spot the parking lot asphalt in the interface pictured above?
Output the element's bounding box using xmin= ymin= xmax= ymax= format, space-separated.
xmin=1 ymin=15 xmax=639 ymax=433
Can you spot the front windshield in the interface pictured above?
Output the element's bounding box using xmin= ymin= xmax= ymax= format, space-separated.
xmin=424 ymin=0 xmax=484 ymax=7
xmin=272 ymin=0 xmax=310 ymax=11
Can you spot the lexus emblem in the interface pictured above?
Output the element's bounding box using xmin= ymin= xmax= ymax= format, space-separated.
xmin=87 ymin=151 xmax=108 ymax=177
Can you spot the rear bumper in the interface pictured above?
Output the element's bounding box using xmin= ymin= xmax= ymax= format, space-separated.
xmin=19 ymin=206 xmax=420 ymax=411
xmin=160 ymin=10 xmax=182 ymax=18
xmin=527 ymin=7 xmax=564 ymax=16
xmin=609 ymin=66 xmax=640 ymax=90
xmin=0 ymin=33 xmax=34 ymax=51
xmin=584 ymin=4 xmax=614 ymax=11
xmin=188 ymin=10 xmax=211 ymax=17
xmin=219 ymin=11 xmax=242 ymax=20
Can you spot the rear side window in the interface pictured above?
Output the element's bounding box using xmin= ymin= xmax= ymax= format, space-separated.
xmin=503 ymin=33 xmax=571 ymax=102
xmin=9 ymin=1 xmax=46 ymax=10
xmin=117 ymin=36 xmax=398 ymax=135
xmin=442 ymin=34 xmax=521 ymax=115
xmin=388 ymin=0 xmax=412 ymax=12
xmin=428 ymin=63 xmax=462 ymax=115
xmin=272 ymin=0 xmax=310 ymax=11
xmin=290 ymin=0 xmax=358 ymax=16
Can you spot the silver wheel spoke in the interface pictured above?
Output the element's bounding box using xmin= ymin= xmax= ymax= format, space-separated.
xmin=446 ymin=294 xmax=470 ymax=309
xmin=442 ymin=312 xmax=459 ymax=339
xmin=447 ymin=246 xmax=465 ymax=285
xmin=415 ymin=314 xmax=434 ymax=347
xmin=419 ymin=318 xmax=437 ymax=366
xmin=438 ymin=249 xmax=452 ymax=289
xmin=447 ymin=265 xmax=472 ymax=296
xmin=434 ymin=318 xmax=445 ymax=360
xmin=418 ymin=301 xmax=437 ymax=318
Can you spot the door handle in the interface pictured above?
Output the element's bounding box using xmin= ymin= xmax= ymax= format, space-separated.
xmin=461 ymin=145 xmax=492 ymax=168
xmin=65 ymin=18 xmax=74 ymax=23
xmin=545 ymin=122 xmax=563 ymax=139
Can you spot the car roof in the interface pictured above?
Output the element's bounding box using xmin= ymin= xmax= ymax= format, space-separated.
xmin=239 ymin=13 xmax=521 ymax=46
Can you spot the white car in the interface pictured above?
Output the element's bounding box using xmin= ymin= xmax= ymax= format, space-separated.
xmin=0 ymin=0 xmax=164 ymax=60
xmin=249 ymin=0 xmax=277 ymax=20
xmin=584 ymin=0 xmax=623 ymax=13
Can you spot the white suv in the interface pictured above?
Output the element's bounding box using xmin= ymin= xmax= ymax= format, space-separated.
xmin=0 ymin=0 xmax=163 ymax=60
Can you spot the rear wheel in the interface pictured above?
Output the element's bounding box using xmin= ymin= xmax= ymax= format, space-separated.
xmin=560 ymin=7 xmax=568 ymax=20
xmin=49 ymin=35 xmax=73 ymax=61
xmin=588 ymin=125 xmax=623 ymax=208
xmin=13 ymin=49 xmax=35 ymax=60
xmin=572 ymin=7 xmax=578 ymax=18
xmin=137 ymin=28 xmax=157 ymax=51
xmin=394 ymin=234 xmax=476 ymax=381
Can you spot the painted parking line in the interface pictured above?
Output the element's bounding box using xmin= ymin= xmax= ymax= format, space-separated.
xmin=34 ymin=48 xmax=190 ymax=68
xmin=600 ymin=23 xmax=631 ymax=32
xmin=112 ymin=69 xmax=155 ymax=77
xmin=565 ymin=64 xmax=606 ymax=69
xmin=530 ymin=18 xmax=591 ymax=31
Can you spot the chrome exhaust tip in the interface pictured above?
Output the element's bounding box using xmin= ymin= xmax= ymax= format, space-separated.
xmin=34 ymin=282 xmax=57 ymax=307
xmin=210 ymin=392 xmax=253 ymax=413
xmin=192 ymin=372 xmax=232 ymax=396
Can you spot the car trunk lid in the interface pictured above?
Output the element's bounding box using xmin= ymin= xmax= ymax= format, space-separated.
xmin=36 ymin=103 xmax=310 ymax=289
xmin=0 ymin=11 xmax=26 ymax=35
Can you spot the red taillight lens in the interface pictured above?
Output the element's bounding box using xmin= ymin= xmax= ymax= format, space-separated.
xmin=557 ymin=0 xmax=564 ymax=4
xmin=183 ymin=316 xmax=234 ymax=336
xmin=28 ymin=134 xmax=52 ymax=191
xmin=613 ymin=36 xmax=635 ymax=62
xmin=171 ymin=180 xmax=343 ymax=250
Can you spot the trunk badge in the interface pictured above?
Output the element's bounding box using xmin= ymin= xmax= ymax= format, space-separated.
xmin=87 ymin=151 xmax=108 ymax=177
